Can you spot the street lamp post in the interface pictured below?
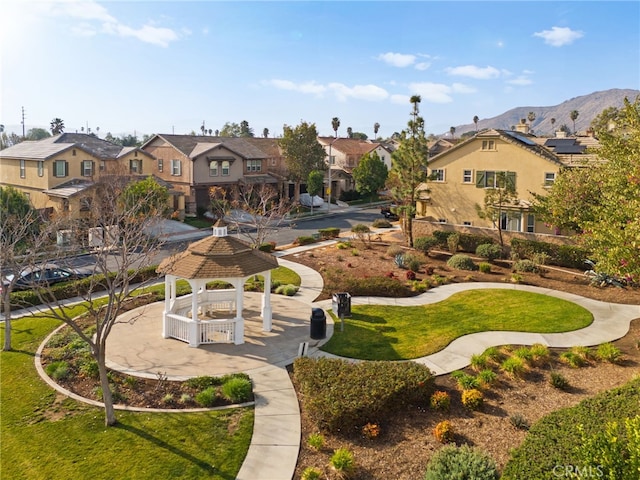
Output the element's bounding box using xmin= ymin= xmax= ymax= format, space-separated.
xmin=327 ymin=136 xmax=338 ymax=213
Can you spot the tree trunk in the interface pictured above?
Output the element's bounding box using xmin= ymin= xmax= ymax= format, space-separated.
xmin=2 ymin=295 xmax=12 ymax=351
xmin=97 ymin=348 xmax=117 ymax=426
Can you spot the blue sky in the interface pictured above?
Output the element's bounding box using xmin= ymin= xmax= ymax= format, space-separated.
xmin=1 ymin=1 xmax=638 ymax=139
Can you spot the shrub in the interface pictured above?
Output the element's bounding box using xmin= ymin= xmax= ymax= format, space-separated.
xmin=394 ymin=253 xmax=406 ymax=268
xmin=571 ymin=345 xmax=594 ymax=362
xmin=447 ymin=233 xmax=460 ymax=253
xmin=221 ymin=377 xmax=252 ymax=403
xmin=483 ymin=346 xmax=504 ymax=364
xmin=330 ymin=447 xmax=355 ymax=473
xmin=432 ymin=230 xmax=456 ymax=247
xmin=529 ymin=343 xmax=551 ymax=366
xmin=372 ymin=218 xmax=392 ymax=228
xmin=318 ymin=227 xmax=340 ymax=239
xmin=476 ymin=243 xmax=502 ymax=262
xmin=511 ymin=273 xmax=523 ymax=284
xmin=413 ymin=236 xmax=440 ymax=254
xmin=323 ymin=269 xmax=414 ymax=298
xmin=430 ymin=391 xmax=451 ymax=411
xmin=425 ymin=444 xmax=499 ymax=480
xmin=478 ymin=262 xmax=492 ymax=273
xmin=549 ymin=371 xmax=570 ymax=390
xmin=195 ymin=387 xmax=219 ymax=407
xmin=301 ymin=467 xmax=322 ymax=480
xmin=179 ymin=393 xmax=192 ymax=404
xmin=451 ymin=371 xmax=479 ymax=390
xmin=477 ymin=369 xmax=498 ymax=388
xmin=275 ymin=284 xmax=299 ymax=296
xmin=560 ymin=351 xmax=586 ymax=368
xmin=510 ymin=238 xmax=590 ymax=269
xmin=406 ymin=270 xmax=416 ymax=281
xmin=78 ymin=359 xmax=100 ymax=379
xmin=458 ymin=233 xmax=496 ymax=253
xmin=501 ymin=356 xmax=526 ymax=378
xmin=447 ymin=254 xmax=477 ymax=271
xmin=351 ymin=249 xmax=359 ymax=256
xmin=362 ymin=422 xmax=381 ymax=439
xmin=596 ymin=343 xmax=623 ymax=363
xmin=257 ymin=242 xmax=275 ymax=252
xmin=513 ymin=259 xmax=538 ymax=273
xmin=336 ymin=241 xmax=352 ymax=250
xmin=513 ymin=347 xmax=535 ymax=365
xmin=295 ymin=235 xmax=317 ymax=246
xmin=293 ymin=357 xmax=434 ymax=433
xmin=45 ymin=361 xmax=70 ymax=381
xmin=185 ymin=375 xmax=221 ymax=389
xmin=162 ymin=393 xmax=174 ymax=404
xmin=404 ymin=254 xmax=423 ymax=272
xmin=433 ymin=420 xmax=454 ymax=444
xmin=307 ymin=433 xmax=325 ymax=451
xmin=386 ymin=244 xmax=404 ymax=257
xmin=510 ymin=413 xmax=530 ymax=431
xmin=470 ymin=353 xmax=488 ymax=371
xmin=461 ymin=388 xmax=484 ymax=410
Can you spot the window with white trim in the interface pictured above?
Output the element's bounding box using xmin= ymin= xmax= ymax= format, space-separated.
xmin=500 ymin=212 xmax=521 ymax=232
xmin=209 ymin=161 xmax=218 ymax=176
xmin=221 ymin=160 xmax=230 ymax=176
xmin=82 ymin=160 xmax=94 ymax=177
xmin=431 ymin=168 xmax=445 ymax=182
xmin=462 ymin=169 xmax=473 ymax=183
xmin=20 ymin=160 xmax=25 ymax=178
xmin=53 ymin=160 xmax=68 ymax=178
xmin=544 ymin=172 xmax=556 ymax=186
xmin=158 ymin=158 xmax=163 ymax=172
xmin=247 ymin=159 xmax=262 ymax=172
xmin=481 ymin=140 xmax=495 ymax=150
xmin=171 ymin=159 xmax=182 ymax=176
xmin=38 ymin=161 xmax=44 ymax=177
xmin=476 ymin=171 xmax=516 ymax=189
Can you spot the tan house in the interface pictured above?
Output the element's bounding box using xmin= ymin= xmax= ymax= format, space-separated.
xmin=318 ymin=137 xmax=393 ymax=198
xmin=416 ymin=129 xmax=573 ymax=235
xmin=141 ymin=135 xmax=288 ymax=216
xmin=0 ymin=133 xmax=156 ymax=218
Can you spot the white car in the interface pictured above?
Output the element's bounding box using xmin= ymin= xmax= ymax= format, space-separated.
xmin=299 ymin=193 xmax=324 ymax=208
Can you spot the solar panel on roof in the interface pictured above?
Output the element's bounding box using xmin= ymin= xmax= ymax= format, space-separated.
xmin=544 ymin=139 xmax=576 ymax=147
xmin=554 ymin=145 xmax=586 ymax=154
xmin=503 ymin=130 xmax=537 ymax=146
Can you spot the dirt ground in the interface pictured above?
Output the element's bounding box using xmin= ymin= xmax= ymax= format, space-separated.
xmin=289 ymin=230 xmax=640 ymax=479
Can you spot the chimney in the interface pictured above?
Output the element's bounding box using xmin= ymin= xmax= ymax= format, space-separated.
xmin=515 ymin=120 xmax=529 ymax=134
xmin=555 ymin=130 xmax=566 ymax=138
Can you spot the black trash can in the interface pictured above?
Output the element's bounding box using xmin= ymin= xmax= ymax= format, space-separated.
xmin=310 ymin=308 xmax=327 ymax=340
xmin=332 ymin=292 xmax=351 ymax=317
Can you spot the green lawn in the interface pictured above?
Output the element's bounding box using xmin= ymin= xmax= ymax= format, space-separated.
xmin=323 ymin=289 xmax=593 ymax=360
xmin=1 ymin=314 xmax=253 ymax=480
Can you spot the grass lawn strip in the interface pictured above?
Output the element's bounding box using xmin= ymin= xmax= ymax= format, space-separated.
xmin=1 ymin=314 xmax=253 ymax=480
xmin=323 ymin=289 xmax=593 ymax=360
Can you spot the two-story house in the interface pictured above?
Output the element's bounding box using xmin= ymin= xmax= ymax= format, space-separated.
xmin=415 ymin=129 xmax=570 ymax=236
xmin=0 ymin=133 xmax=156 ymax=218
xmin=141 ymin=135 xmax=285 ymax=216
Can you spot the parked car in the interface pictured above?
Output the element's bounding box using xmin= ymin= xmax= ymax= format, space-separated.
xmin=380 ymin=205 xmax=399 ymax=221
xmin=1 ymin=263 xmax=92 ymax=292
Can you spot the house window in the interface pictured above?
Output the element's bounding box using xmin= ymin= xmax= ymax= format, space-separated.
xmin=431 ymin=169 xmax=445 ymax=182
xmin=526 ymin=214 xmax=535 ymax=233
xmin=221 ymin=160 xmax=230 ymax=176
xmin=72 ymin=149 xmax=76 ymax=156
xmin=62 ymin=199 xmax=70 ymax=211
xmin=476 ymin=170 xmax=516 ymax=189
xmin=38 ymin=161 xmax=44 ymax=177
xmin=80 ymin=197 xmax=92 ymax=211
xmin=481 ymin=140 xmax=495 ymax=150
xmin=209 ymin=161 xmax=218 ymax=176
xmin=544 ymin=172 xmax=556 ymax=186
xmin=247 ymin=159 xmax=261 ymax=172
xmin=82 ymin=160 xmax=94 ymax=177
xmin=20 ymin=160 xmax=25 ymax=178
xmin=158 ymin=158 xmax=163 ymax=172
xmin=500 ymin=212 xmax=521 ymax=232
xmin=171 ymin=159 xmax=182 ymax=176
xmin=53 ymin=160 xmax=68 ymax=178
xmin=99 ymin=160 xmax=105 ymax=171
xmin=129 ymin=159 xmax=142 ymax=174
xmin=329 ymin=155 xmax=336 ymax=165
xmin=462 ymin=169 xmax=473 ymax=183
xmin=271 ymin=159 xmax=276 ymax=166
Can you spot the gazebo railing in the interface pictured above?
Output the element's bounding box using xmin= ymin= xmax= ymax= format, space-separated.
xmin=165 ymin=313 xmax=191 ymax=343
xmin=199 ymin=319 xmax=235 ymax=344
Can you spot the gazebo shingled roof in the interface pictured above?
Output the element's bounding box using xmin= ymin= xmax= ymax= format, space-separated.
xmin=157 ymin=231 xmax=278 ymax=279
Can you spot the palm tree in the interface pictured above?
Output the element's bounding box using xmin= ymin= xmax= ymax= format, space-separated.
xmin=449 ymin=126 xmax=456 ymax=139
xmin=331 ymin=117 xmax=340 ymax=138
xmin=473 ymin=115 xmax=479 ymax=131
xmin=263 ymin=127 xmax=269 ymax=138
xmin=347 ymin=127 xmax=353 ymax=138
xmin=373 ymin=122 xmax=380 ymax=139
xmin=527 ymin=111 xmax=536 ymax=128
xmin=570 ymin=110 xmax=579 ymax=135
xmin=550 ymin=117 xmax=556 ymax=134
xmin=50 ymin=118 xmax=65 ymax=135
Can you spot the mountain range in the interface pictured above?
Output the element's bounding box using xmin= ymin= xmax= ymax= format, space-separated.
xmin=450 ymin=88 xmax=639 ymax=137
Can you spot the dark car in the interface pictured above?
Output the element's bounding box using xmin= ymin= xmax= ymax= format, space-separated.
xmin=380 ymin=205 xmax=399 ymax=221
xmin=1 ymin=263 xmax=92 ymax=292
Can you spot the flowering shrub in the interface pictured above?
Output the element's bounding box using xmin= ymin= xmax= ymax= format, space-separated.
xmin=433 ymin=420 xmax=454 ymax=443
xmin=406 ymin=270 xmax=416 ymax=280
xmin=461 ymin=389 xmax=484 ymax=410
xmin=362 ymin=422 xmax=381 ymax=439
xmin=430 ymin=391 xmax=451 ymax=411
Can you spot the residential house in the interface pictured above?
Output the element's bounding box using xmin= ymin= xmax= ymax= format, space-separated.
xmin=0 ymin=133 xmax=156 ymax=218
xmin=415 ymin=129 xmax=578 ymax=237
xmin=318 ymin=137 xmax=393 ymax=199
xmin=140 ymin=135 xmax=286 ymax=215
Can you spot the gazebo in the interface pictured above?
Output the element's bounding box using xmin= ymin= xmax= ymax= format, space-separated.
xmin=157 ymin=221 xmax=279 ymax=347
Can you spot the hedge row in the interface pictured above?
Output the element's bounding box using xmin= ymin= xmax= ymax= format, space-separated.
xmin=293 ymin=357 xmax=434 ymax=433
xmin=431 ymin=230 xmax=496 ymax=253
xmin=510 ymin=238 xmax=590 ymax=269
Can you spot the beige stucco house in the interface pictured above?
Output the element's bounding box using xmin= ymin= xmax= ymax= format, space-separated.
xmin=416 ymin=129 xmax=575 ymax=235
xmin=0 ymin=133 xmax=156 ymax=218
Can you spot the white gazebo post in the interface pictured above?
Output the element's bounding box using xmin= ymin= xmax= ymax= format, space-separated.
xmin=188 ymin=279 xmax=200 ymax=348
xmin=234 ymin=278 xmax=245 ymax=345
xmin=261 ymin=269 xmax=273 ymax=332
xmin=162 ymin=274 xmax=174 ymax=339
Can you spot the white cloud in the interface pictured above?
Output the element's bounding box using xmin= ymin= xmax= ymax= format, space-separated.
xmin=445 ymin=65 xmax=501 ymax=80
xmin=377 ymin=52 xmax=416 ymax=68
xmin=415 ymin=62 xmax=431 ymax=71
xmin=328 ymin=83 xmax=389 ymax=102
xmin=104 ymin=23 xmax=179 ymax=47
xmin=408 ymin=83 xmax=454 ymax=103
xmin=451 ymin=83 xmax=476 ymax=94
xmin=533 ymin=26 xmax=584 ymax=47
xmin=391 ymin=94 xmax=409 ymax=105
xmin=507 ymin=76 xmax=533 ymax=86
xmin=266 ymin=79 xmax=327 ymax=95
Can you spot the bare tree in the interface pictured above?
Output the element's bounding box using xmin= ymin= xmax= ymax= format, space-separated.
xmin=26 ymin=175 xmax=168 ymax=425
xmin=225 ymin=183 xmax=292 ymax=247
